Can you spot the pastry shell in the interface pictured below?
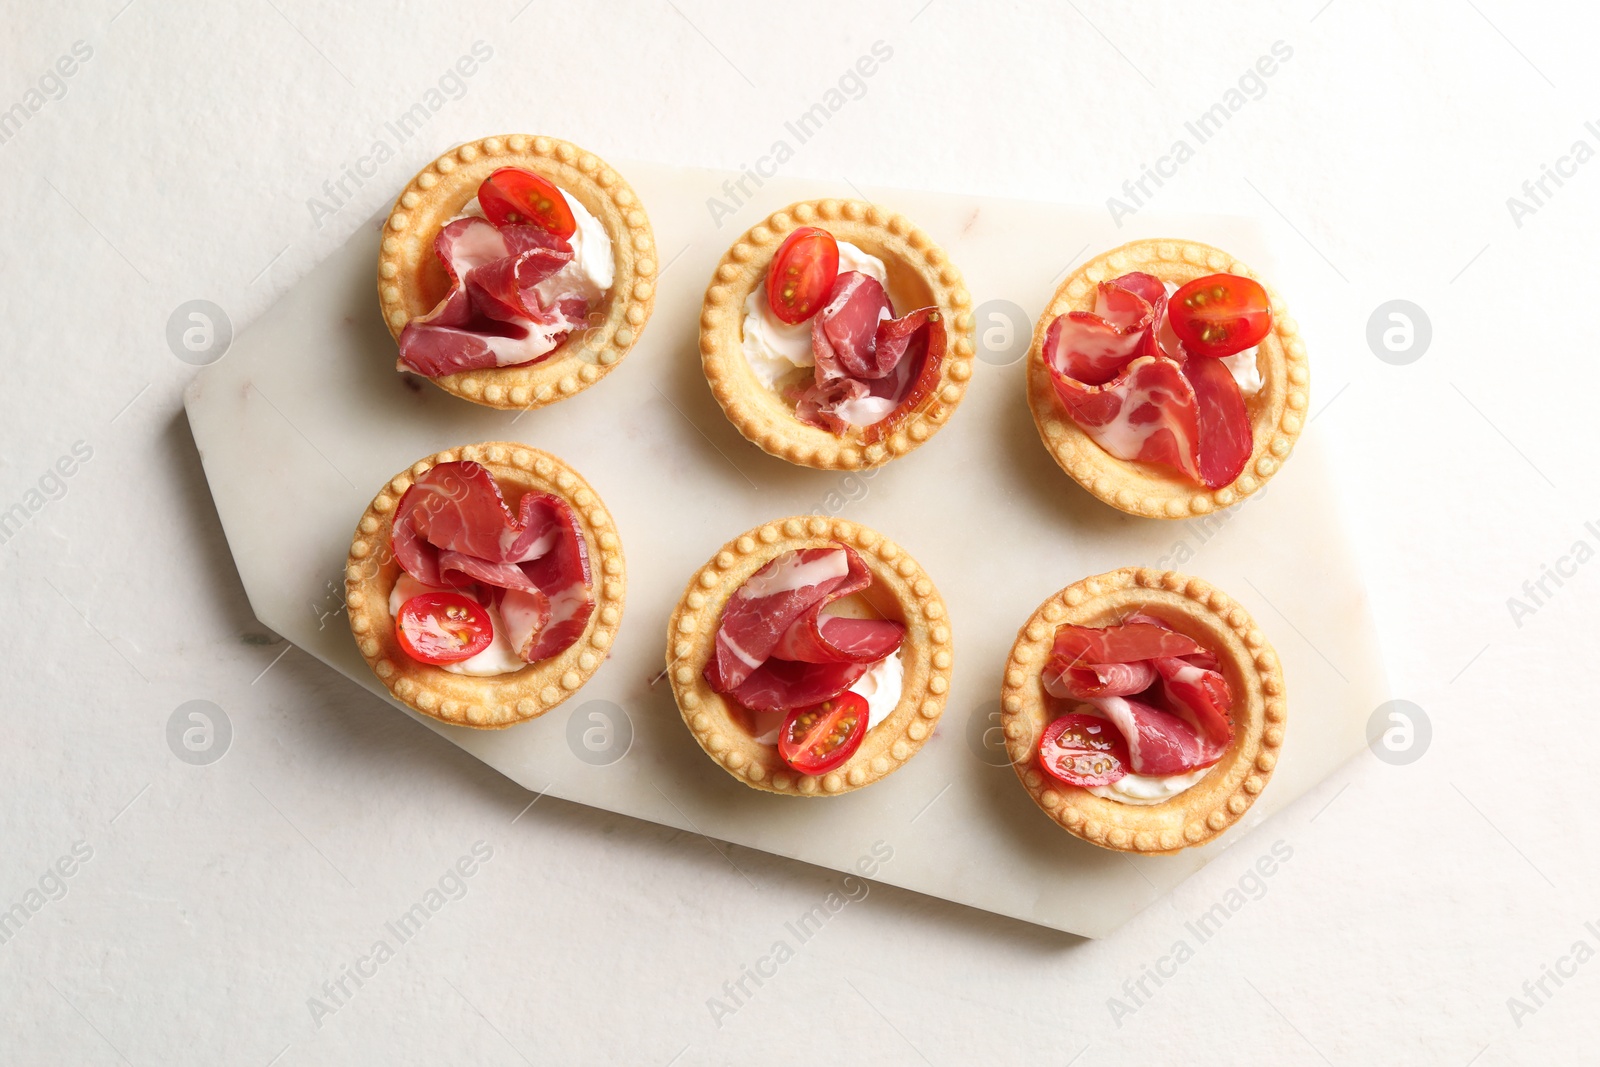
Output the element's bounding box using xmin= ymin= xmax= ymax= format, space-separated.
xmin=377 ymin=134 xmax=656 ymax=411
xmin=1026 ymin=238 xmax=1308 ymax=519
xmin=699 ymin=199 xmax=975 ymax=471
xmin=344 ymin=441 xmax=626 ymax=729
xmin=666 ymin=516 xmax=953 ymax=795
xmin=1000 ymin=567 xmax=1284 ymax=853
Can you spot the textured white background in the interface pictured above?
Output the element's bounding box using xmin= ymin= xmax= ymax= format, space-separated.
xmin=3 ymin=1 xmax=1596 ymax=1064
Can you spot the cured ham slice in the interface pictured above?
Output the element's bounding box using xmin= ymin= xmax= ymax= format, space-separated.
xmin=812 ymin=272 xmax=893 ymax=379
xmin=397 ymin=217 xmax=589 ymax=377
xmin=391 ymin=462 xmax=593 ymax=663
xmin=1051 ymin=355 xmax=1204 ymax=484
xmin=704 ymin=545 xmax=905 ymax=714
xmin=727 ymin=658 xmax=876 ymax=717
xmin=1124 ymin=613 xmax=1233 ymax=747
xmin=772 ymin=613 xmax=903 ymax=664
xmin=859 ymin=307 xmax=946 ymax=445
xmin=1088 ymin=695 xmax=1226 ymax=776
xmin=706 ymin=547 xmax=860 ymax=692
xmin=510 ymin=494 xmax=595 ymax=661
xmin=1148 ymin=656 xmax=1233 ymax=750
xmin=1184 ymin=353 xmax=1253 ymax=489
xmin=487 ymin=586 xmax=550 ymax=661
xmin=1042 ymin=660 xmax=1156 ymax=700
xmin=1042 ymin=615 xmax=1234 ymax=777
xmin=1041 ymin=276 xmax=1158 ymax=386
xmin=1049 ymin=621 xmax=1206 ymax=668
xmin=796 ymin=272 xmax=946 ymax=437
xmin=1042 ymin=270 xmax=1255 ymax=488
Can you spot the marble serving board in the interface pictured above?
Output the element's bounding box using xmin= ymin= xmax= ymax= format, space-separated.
xmin=184 ymin=159 xmax=1387 ymax=938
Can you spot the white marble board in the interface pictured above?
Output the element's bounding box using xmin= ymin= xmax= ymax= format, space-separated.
xmin=183 ymin=160 xmax=1386 ymax=938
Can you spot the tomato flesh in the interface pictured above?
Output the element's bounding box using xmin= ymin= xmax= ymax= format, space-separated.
xmin=396 ymin=592 xmax=494 ymax=665
xmin=476 ymin=167 xmax=577 ymax=239
xmin=766 ymin=226 xmax=840 ymax=324
xmin=778 ymin=690 xmax=868 ymax=774
xmin=1168 ymin=273 xmax=1271 ymax=359
xmin=1038 ymin=713 xmax=1129 ymax=787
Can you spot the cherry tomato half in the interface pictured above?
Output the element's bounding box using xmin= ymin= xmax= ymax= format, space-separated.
xmin=777 ymin=691 xmax=868 ymax=774
xmin=476 ymin=167 xmax=577 ymax=239
xmin=766 ymin=226 xmax=840 ymax=324
xmin=395 ymin=592 xmax=494 ymax=665
xmin=1167 ymin=273 xmax=1272 ymax=359
xmin=1038 ymin=714 xmax=1129 ymax=788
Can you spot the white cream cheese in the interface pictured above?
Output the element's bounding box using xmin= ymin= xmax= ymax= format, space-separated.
xmin=1219 ymin=346 xmax=1263 ymax=395
xmin=750 ymin=649 xmax=905 ymax=745
xmin=853 ymin=649 xmax=904 ymax=732
xmin=741 ymin=240 xmax=889 ymax=390
xmin=1087 ymin=766 xmax=1210 ymax=806
xmin=388 ymin=573 xmax=527 ymax=677
xmin=454 ymin=188 xmax=613 ymax=306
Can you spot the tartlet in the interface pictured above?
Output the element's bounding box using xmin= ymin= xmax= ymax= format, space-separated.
xmin=666 ymin=515 xmax=952 ymax=795
xmin=377 ymin=134 xmax=656 ymax=410
xmin=699 ymin=199 xmax=975 ymax=471
xmin=1027 ymin=238 xmax=1308 ymax=519
xmin=344 ymin=441 xmax=625 ymax=729
xmin=1000 ymin=567 xmax=1285 ymax=853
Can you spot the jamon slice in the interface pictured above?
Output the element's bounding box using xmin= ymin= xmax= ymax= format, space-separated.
xmin=705 ymin=547 xmax=863 ymax=694
xmin=1088 ymin=695 xmax=1226 ymax=776
xmin=1042 ymin=270 xmax=1257 ymax=488
xmin=1184 ymin=353 xmax=1253 ymax=489
xmin=1048 ymin=621 xmax=1207 ymax=668
xmin=725 ymin=658 xmax=876 ymax=716
xmin=397 ymin=217 xmax=588 ymax=376
xmin=1124 ymin=614 xmax=1234 ymax=748
xmin=390 ymin=461 xmax=594 ymax=663
xmin=1050 ymin=356 xmax=1204 ymax=483
xmin=1042 ymin=613 xmax=1235 ymax=777
xmin=1041 ymin=275 xmax=1160 ymax=385
xmin=704 ymin=544 xmax=906 ymax=715
xmin=1042 ymin=660 xmax=1157 ymax=700
xmin=796 ymin=272 xmax=946 ymax=435
xmin=772 ymin=613 xmax=903 ymax=665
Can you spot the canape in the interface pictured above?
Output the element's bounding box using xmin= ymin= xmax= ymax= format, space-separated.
xmin=378 ymin=135 xmax=655 ymax=410
xmin=345 ymin=442 xmax=624 ymax=728
xmin=1000 ymin=567 xmax=1284 ymax=852
xmin=700 ymin=199 xmax=974 ymax=470
xmin=1027 ymin=239 xmax=1307 ymax=518
xmin=666 ymin=516 xmax=951 ymax=794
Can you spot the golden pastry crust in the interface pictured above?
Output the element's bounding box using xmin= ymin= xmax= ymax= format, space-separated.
xmin=699 ymin=199 xmax=975 ymax=471
xmin=1000 ymin=567 xmax=1285 ymax=853
xmin=344 ymin=442 xmax=626 ymax=729
xmin=666 ymin=516 xmax=952 ymax=795
xmin=1026 ymin=239 xmax=1309 ymax=519
xmin=377 ymin=135 xmax=656 ymax=411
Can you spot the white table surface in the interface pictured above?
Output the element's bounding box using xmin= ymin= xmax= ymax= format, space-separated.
xmin=3 ymin=2 xmax=1594 ymax=1064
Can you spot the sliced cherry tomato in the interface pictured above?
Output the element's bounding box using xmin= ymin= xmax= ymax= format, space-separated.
xmin=777 ymin=691 xmax=868 ymax=774
xmin=395 ymin=592 xmax=494 ymax=665
xmin=1167 ymin=273 xmax=1271 ymax=359
xmin=766 ymin=226 xmax=840 ymax=324
xmin=1038 ymin=714 xmax=1129 ymax=788
xmin=476 ymin=167 xmax=577 ymax=239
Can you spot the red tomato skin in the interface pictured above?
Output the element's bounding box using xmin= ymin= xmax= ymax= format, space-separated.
xmin=1037 ymin=713 xmax=1130 ymax=788
xmin=766 ymin=227 xmax=840 ymax=325
xmin=395 ymin=592 xmax=494 ymax=665
xmin=778 ymin=691 xmax=868 ymax=774
xmin=1168 ymin=274 xmax=1271 ymax=359
xmin=476 ymin=168 xmax=577 ymax=239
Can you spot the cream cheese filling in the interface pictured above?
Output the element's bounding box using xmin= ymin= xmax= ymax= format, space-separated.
xmin=740 ymin=240 xmax=889 ymax=391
